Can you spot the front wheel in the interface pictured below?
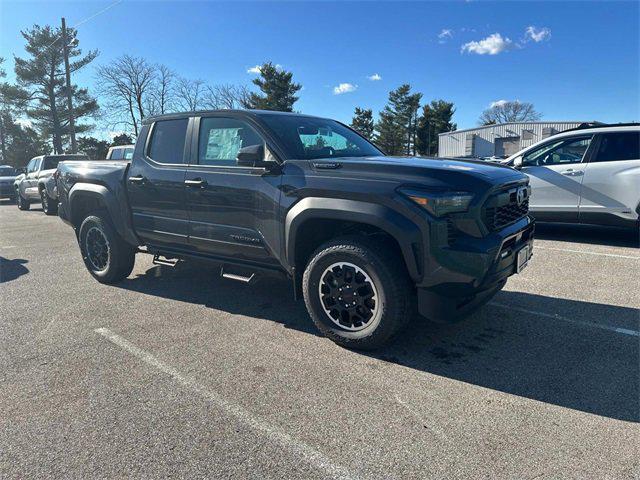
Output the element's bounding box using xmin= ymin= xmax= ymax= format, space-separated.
xmin=302 ymin=236 xmax=415 ymax=350
xmin=78 ymin=212 xmax=136 ymax=283
xmin=16 ymin=190 xmax=29 ymax=211
xmin=40 ymin=189 xmax=57 ymax=215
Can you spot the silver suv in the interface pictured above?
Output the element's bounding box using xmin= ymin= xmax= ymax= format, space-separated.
xmin=504 ymin=124 xmax=639 ymax=229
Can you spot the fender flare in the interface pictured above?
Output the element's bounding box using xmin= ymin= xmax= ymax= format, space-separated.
xmin=68 ymin=183 xmax=139 ymax=247
xmin=284 ymin=197 xmax=423 ymax=281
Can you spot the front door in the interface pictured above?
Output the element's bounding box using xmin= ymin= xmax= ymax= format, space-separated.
xmin=127 ymin=120 xmax=190 ymax=248
xmin=520 ymin=135 xmax=594 ymax=221
xmin=23 ymin=157 xmax=41 ymax=200
xmin=184 ymin=115 xmax=282 ymax=267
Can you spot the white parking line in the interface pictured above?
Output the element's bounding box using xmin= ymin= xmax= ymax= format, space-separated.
xmin=95 ymin=328 xmax=359 ymax=480
xmin=534 ymin=245 xmax=639 ymax=260
xmin=489 ymin=302 xmax=640 ymax=337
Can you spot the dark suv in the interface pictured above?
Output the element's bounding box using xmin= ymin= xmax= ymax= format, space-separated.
xmin=57 ymin=110 xmax=534 ymax=349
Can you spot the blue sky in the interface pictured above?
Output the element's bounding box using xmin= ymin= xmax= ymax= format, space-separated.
xmin=1 ymin=0 xmax=638 ymax=135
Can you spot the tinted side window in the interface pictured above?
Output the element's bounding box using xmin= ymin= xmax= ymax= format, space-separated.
xmin=592 ymin=132 xmax=640 ymax=162
xmin=198 ymin=117 xmax=264 ymax=166
xmin=523 ymin=136 xmax=592 ymax=166
xmin=148 ymin=119 xmax=189 ymax=164
xmin=110 ymin=148 xmax=124 ymax=160
xmin=42 ymin=158 xmax=61 ymax=170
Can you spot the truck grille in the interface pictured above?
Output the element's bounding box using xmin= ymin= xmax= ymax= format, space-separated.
xmin=483 ymin=184 xmax=530 ymax=231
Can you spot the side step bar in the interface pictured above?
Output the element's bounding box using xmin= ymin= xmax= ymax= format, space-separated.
xmin=153 ymin=254 xmax=178 ymax=267
xmin=220 ymin=266 xmax=255 ymax=284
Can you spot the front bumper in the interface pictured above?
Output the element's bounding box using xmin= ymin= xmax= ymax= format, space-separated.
xmin=417 ymin=216 xmax=535 ymax=322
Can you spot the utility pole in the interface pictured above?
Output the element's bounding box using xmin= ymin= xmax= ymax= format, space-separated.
xmin=61 ymin=17 xmax=77 ymax=153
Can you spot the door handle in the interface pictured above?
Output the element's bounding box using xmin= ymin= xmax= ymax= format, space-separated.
xmin=561 ymin=169 xmax=583 ymax=176
xmin=128 ymin=175 xmax=146 ymax=184
xmin=184 ymin=178 xmax=207 ymax=188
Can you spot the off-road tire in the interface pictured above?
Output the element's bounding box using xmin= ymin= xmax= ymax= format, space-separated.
xmin=78 ymin=212 xmax=135 ymax=283
xmin=17 ymin=190 xmax=29 ymax=211
xmin=40 ymin=188 xmax=57 ymax=215
xmin=302 ymin=235 xmax=415 ymax=350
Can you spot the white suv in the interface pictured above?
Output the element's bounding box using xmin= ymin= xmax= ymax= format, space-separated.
xmin=504 ymin=124 xmax=639 ymax=229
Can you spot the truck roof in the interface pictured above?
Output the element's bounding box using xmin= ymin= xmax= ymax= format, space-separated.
xmin=142 ymin=109 xmax=329 ymax=125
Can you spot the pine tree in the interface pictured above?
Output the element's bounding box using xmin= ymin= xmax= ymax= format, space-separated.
xmin=374 ymin=84 xmax=422 ymax=155
xmin=246 ymin=62 xmax=301 ymax=112
xmin=350 ymin=107 xmax=374 ymax=140
xmin=77 ymin=136 xmax=109 ymax=160
xmin=14 ymin=25 xmax=98 ymax=153
xmin=416 ymin=100 xmax=457 ymax=156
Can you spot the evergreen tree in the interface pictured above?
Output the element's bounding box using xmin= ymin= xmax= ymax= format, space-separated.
xmin=0 ymin=113 xmax=49 ymax=167
xmin=350 ymin=107 xmax=374 ymax=140
xmin=14 ymin=25 xmax=98 ymax=153
xmin=111 ymin=133 xmax=134 ymax=146
xmin=246 ymin=62 xmax=301 ymax=112
xmin=374 ymin=84 xmax=422 ymax=155
xmin=78 ymin=136 xmax=109 ymax=160
xmin=416 ymin=100 xmax=457 ymax=156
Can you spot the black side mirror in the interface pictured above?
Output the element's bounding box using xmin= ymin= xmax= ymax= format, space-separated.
xmin=236 ymin=144 xmax=270 ymax=168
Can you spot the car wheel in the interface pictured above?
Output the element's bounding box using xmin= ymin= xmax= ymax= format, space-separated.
xmin=17 ymin=190 xmax=30 ymax=211
xmin=40 ymin=188 xmax=57 ymax=215
xmin=78 ymin=212 xmax=136 ymax=283
xmin=302 ymin=236 xmax=415 ymax=350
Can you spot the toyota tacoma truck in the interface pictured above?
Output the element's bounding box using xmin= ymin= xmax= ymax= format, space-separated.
xmin=57 ymin=110 xmax=534 ymax=349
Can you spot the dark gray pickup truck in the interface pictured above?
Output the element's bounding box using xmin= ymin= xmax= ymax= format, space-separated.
xmin=57 ymin=109 xmax=534 ymax=349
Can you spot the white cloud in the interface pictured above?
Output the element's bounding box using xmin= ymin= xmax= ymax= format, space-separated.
xmin=367 ymin=73 xmax=382 ymax=81
xmin=461 ymin=33 xmax=513 ymax=55
xmin=438 ymin=29 xmax=453 ymax=43
xmin=524 ymin=26 xmax=551 ymax=43
xmin=247 ymin=63 xmax=283 ymax=74
xmin=490 ymin=99 xmax=509 ymax=108
xmin=333 ymin=83 xmax=357 ymax=95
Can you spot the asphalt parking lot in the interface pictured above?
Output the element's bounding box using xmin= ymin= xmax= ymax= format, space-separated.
xmin=1 ymin=201 xmax=638 ymax=479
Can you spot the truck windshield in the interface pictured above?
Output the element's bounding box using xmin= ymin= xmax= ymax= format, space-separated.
xmin=260 ymin=115 xmax=382 ymax=160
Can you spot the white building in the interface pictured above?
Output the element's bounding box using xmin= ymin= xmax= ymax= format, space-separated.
xmin=438 ymin=121 xmax=596 ymax=158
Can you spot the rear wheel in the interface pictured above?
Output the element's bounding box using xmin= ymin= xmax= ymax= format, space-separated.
xmin=16 ymin=190 xmax=29 ymax=211
xmin=78 ymin=212 xmax=135 ymax=283
xmin=40 ymin=188 xmax=57 ymax=215
xmin=302 ymin=236 xmax=415 ymax=350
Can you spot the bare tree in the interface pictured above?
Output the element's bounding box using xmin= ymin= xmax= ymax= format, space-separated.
xmin=479 ymin=100 xmax=541 ymax=125
xmin=175 ymin=77 xmax=205 ymax=112
xmin=95 ymin=55 xmax=155 ymax=136
xmin=203 ymin=84 xmax=251 ymax=110
xmin=146 ymin=64 xmax=175 ymax=115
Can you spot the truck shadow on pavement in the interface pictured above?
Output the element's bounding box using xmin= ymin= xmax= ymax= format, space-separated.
xmin=117 ymin=261 xmax=639 ymax=423
xmin=0 ymin=257 xmax=29 ymax=283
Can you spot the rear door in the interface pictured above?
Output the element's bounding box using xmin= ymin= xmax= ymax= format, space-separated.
xmin=520 ymin=135 xmax=594 ymax=221
xmin=184 ymin=115 xmax=282 ymax=266
xmin=127 ymin=119 xmax=190 ymax=248
xmin=579 ymin=131 xmax=640 ymax=225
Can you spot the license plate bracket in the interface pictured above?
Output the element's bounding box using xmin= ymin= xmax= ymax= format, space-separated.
xmin=516 ymin=244 xmax=532 ymax=273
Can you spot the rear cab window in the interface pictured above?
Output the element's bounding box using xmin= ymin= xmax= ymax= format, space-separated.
xmin=147 ymin=119 xmax=189 ymax=164
xmin=110 ymin=148 xmax=124 ymax=160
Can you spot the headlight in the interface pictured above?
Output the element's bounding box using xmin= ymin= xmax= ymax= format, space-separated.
xmin=399 ymin=188 xmax=474 ymax=217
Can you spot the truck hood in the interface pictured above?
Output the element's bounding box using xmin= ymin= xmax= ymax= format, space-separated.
xmin=307 ymin=155 xmax=525 ymax=190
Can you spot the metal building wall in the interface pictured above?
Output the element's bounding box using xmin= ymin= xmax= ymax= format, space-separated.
xmin=438 ymin=122 xmax=586 ymax=158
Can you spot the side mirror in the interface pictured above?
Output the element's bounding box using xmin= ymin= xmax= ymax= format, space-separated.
xmin=513 ymin=156 xmax=523 ymax=169
xmin=236 ymin=144 xmax=271 ymax=168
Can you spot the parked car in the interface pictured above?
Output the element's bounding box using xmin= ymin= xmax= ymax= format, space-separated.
xmin=106 ymin=144 xmax=135 ymax=160
xmin=57 ymin=110 xmax=534 ymax=349
xmin=15 ymin=154 xmax=88 ymax=214
xmin=504 ymin=124 xmax=640 ymax=229
xmin=0 ymin=165 xmax=18 ymax=201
